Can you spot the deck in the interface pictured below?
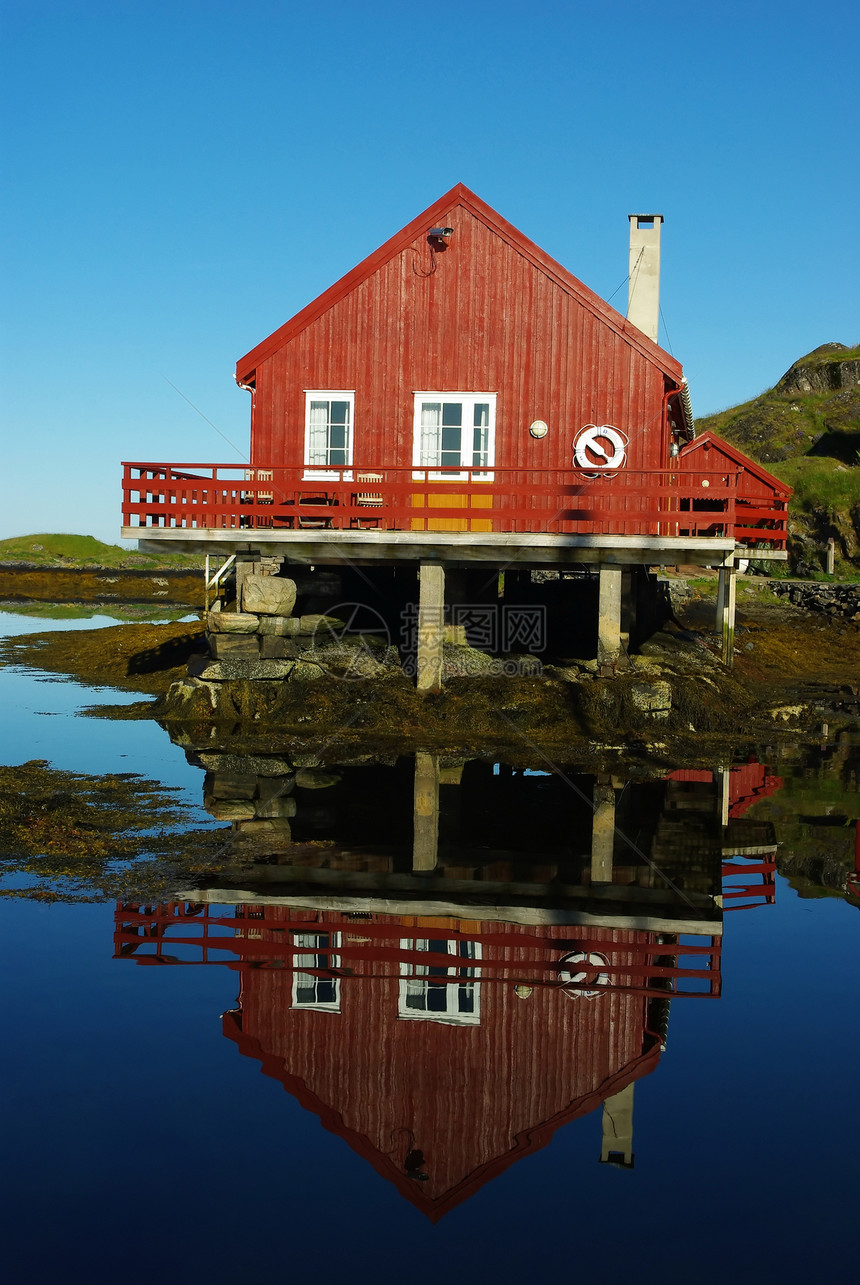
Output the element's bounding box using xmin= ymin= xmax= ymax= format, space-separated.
xmin=122 ymin=461 xmax=788 ymax=564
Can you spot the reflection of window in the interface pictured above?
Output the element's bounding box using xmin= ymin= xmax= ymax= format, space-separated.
xmin=305 ymin=392 xmax=354 ymax=475
xmin=291 ymin=931 xmax=341 ymax=1010
xmin=412 ymin=393 xmax=496 ymax=477
xmin=398 ymin=938 xmax=481 ymax=1024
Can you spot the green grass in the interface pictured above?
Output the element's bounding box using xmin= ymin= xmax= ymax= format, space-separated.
xmin=769 ymin=456 xmax=860 ymax=511
xmin=0 ymin=534 xmax=201 ymax=569
xmin=697 ymin=344 xmax=860 ymax=572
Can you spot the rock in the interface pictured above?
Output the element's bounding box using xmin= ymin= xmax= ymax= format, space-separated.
xmin=299 ymin=613 xmax=345 ymax=635
xmin=209 ymin=634 xmax=261 ymax=660
xmin=259 ymin=636 xmax=299 ymax=660
xmin=258 ymin=615 xmax=301 ymax=636
xmin=288 ymin=660 xmax=326 ymax=683
xmin=205 ymin=770 xmax=258 ymax=799
xmin=777 ymin=344 xmax=860 ymax=395
xmin=441 ymin=644 xmax=499 ymax=678
xmin=769 ymin=704 xmax=806 ymax=723
xmin=205 ymin=797 xmax=256 ymax=821
xmin=295 ymin=769 xmax=342 ymax=790
xmin=503 ymin=653 xmax=543 ymax=677
xmin=299 ymin=636 xmax=401 ymax=679
xmin=187 ymin=656 xmax=297 ymax=681
xmin=255 ymin=795 xmax=297 ymax=818
xmin=241 ymin=575 xmax=297 ymax=616
xmin=257 ymin=776 xmax=295 ymax=799
xmin=628 ymin=681 xmax=672 ymax=720
xmin=197 ymin=752 xmax=295 ymax=776
xmin=207 ymin=611 xmax=260 ymax=634
xmin=164 ymin=676 xmax=220 ymax=711
xmin=234 ymin=817 xmax=293 ymax=842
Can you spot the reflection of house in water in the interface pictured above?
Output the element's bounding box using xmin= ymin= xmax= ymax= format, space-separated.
xmin=115 ymin=755 xmax=777 ymax=1220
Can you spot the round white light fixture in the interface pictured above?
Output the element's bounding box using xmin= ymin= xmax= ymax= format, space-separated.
xmin=529 ymin=419 xmax=548 ymax=439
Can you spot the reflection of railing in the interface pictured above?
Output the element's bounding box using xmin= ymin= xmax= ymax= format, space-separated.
xmin=721 ymin=854 xmax=777 ymax=911
xmin=113 ymin=903 xmax=722 ymax=998
xmin=121 ymin=461 xmax=788 ymax=547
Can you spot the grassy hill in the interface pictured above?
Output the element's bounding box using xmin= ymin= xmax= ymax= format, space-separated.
xmin=697 ymin=343 xmax=860 ymax=575
xmin=0 ymin=534 xmax=201 ymax=570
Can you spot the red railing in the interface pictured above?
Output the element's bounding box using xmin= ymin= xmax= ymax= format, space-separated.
xmin=113 ymin=901 xmax=721 ymax=998
xmin=121 ymin=462 xmax=789 ymax=547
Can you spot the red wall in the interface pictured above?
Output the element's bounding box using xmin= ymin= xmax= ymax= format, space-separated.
xmin=247 ymin=199 xmax=673 ymax=476
xmin=224 ymin=910 xmax=658 ymax=1217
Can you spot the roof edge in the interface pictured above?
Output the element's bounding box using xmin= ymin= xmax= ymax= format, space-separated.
xmin=679 ymin=430 xmax=793 ymax=495
xmin=235 ymin=184 xmax=683 ymax=384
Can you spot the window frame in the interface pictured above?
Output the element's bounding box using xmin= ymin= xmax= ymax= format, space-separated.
xmin=398 ymin=937 xmax=482 ymax=1025
xmin=411 ymin=392 xmax=497 ymax=481
xmin=291 ymin=930 xmax=342 ymax=1012
xmin=303 ymin=390 xmax=355 ymax=481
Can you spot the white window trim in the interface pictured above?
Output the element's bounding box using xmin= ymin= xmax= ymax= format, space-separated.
xmin=411 ymin=392 xmax=496 ymax=481
xmin=291 ymin=931 xmax=342 ymax=1012
xmin=303 ymin=391 xmax=354 ymax=482
xmin=398 ymin=938 xmax=482 ymax=1025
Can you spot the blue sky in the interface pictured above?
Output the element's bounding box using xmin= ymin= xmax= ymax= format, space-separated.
xmin=2 ymin=0 xmax=857 ymax=545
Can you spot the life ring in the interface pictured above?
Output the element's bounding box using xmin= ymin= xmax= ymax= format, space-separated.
xmin=558 ymin=950 xmax=611 ymax=999
xmin=573 ymin=424 xmax=628 ymax=472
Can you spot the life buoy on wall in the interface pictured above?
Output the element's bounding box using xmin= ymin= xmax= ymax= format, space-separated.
xmin=558 ymin=950 xmax=611 ymax=1000
xmin=573 ymin=424 xmax=628 ymax=473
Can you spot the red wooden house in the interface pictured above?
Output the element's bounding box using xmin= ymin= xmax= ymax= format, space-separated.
xmin=115 ymin=900 xmax=721 ymax=1216
xmin=122 ymin=185 xmax=790 ymax=668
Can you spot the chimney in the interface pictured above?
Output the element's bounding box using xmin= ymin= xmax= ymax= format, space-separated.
xmin=627 ymin=214 xmax=663 ymax=343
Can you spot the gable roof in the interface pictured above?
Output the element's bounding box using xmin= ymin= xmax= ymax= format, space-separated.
xmin=235 ymin=183 xmax=684 ymax=386
xmin=223 ymin=1011 xmax=662 ymax=1222
xmin=679 ymin=430 xmax=793 ymax=496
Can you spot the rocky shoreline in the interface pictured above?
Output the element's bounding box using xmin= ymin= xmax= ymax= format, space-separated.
xmin=2 ymin=567 xmax=859 ymax=764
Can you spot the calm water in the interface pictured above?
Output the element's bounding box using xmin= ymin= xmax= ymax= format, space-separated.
xmin=1 ymin=611 xmax=858 ymax=1284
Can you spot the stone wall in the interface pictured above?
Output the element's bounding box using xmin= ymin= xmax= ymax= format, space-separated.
xmin=767 ymin=579 xmax=860 ymax=622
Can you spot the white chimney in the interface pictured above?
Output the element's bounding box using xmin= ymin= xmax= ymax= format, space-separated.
xmin=627 ymin=214 xmax=663 ymax=343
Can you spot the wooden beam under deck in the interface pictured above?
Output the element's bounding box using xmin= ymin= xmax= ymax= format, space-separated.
xmin=128 ymin=527 xmax=738 ymax=569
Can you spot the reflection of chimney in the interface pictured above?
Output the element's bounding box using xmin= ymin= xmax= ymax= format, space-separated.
xmin=600 ymin=1082 xmax=635 ymax=1168
xmin=627 ymin=214 xmax=663 ymax=343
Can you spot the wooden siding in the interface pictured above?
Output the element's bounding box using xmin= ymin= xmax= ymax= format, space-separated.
xmin=247 ymin=199 xmax=674 ymax=478
xmin=223 ymin=912 xmax=661 ymax=1219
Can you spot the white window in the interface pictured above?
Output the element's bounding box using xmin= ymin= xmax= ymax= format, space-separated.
xmin=412 ymin=393 xmax=496 ymax=479
xmin=304 ymin=392 xmax=354 ymax=479
xmin=398 ymin=938 xmax=481 ymax=1024
xmin=291 ymin=931 xmax=342 ymax=1011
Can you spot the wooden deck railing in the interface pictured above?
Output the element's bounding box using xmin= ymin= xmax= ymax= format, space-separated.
xmin=121 ymin=461 xmax=789 ymax=548
xmin=113 ymin=901 xmax=721 ymax=998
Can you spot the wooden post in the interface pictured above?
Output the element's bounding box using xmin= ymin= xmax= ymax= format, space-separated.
xmin=417 ymin=561 xmax=445 ymax=693
xmin=716 ymin=565 xmax=727 ymax=634
xmin=597 ymin=564 xmax=623 ymax=669
xmin=826 ymin=537 xmax=835 ymax=575
xmin=591 ymin=779 xmax=616 ymax=884
xmin=412 ymin=752 xmax=440 ymax=871
xmin=719 ymin=767 xmax=731 ymax=828
xmin=721 ymin=562 xmax=737 ymax=668
xmin=233 ymin=552 xmax=259 ymax=613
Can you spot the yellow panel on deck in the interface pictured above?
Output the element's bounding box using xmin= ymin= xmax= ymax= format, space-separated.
xmin=411 ymin=484 xmax=493 ymax=532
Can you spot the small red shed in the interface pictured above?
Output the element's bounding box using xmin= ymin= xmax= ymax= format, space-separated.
xmin=676 ymin=430 xmax=792 ymax=549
